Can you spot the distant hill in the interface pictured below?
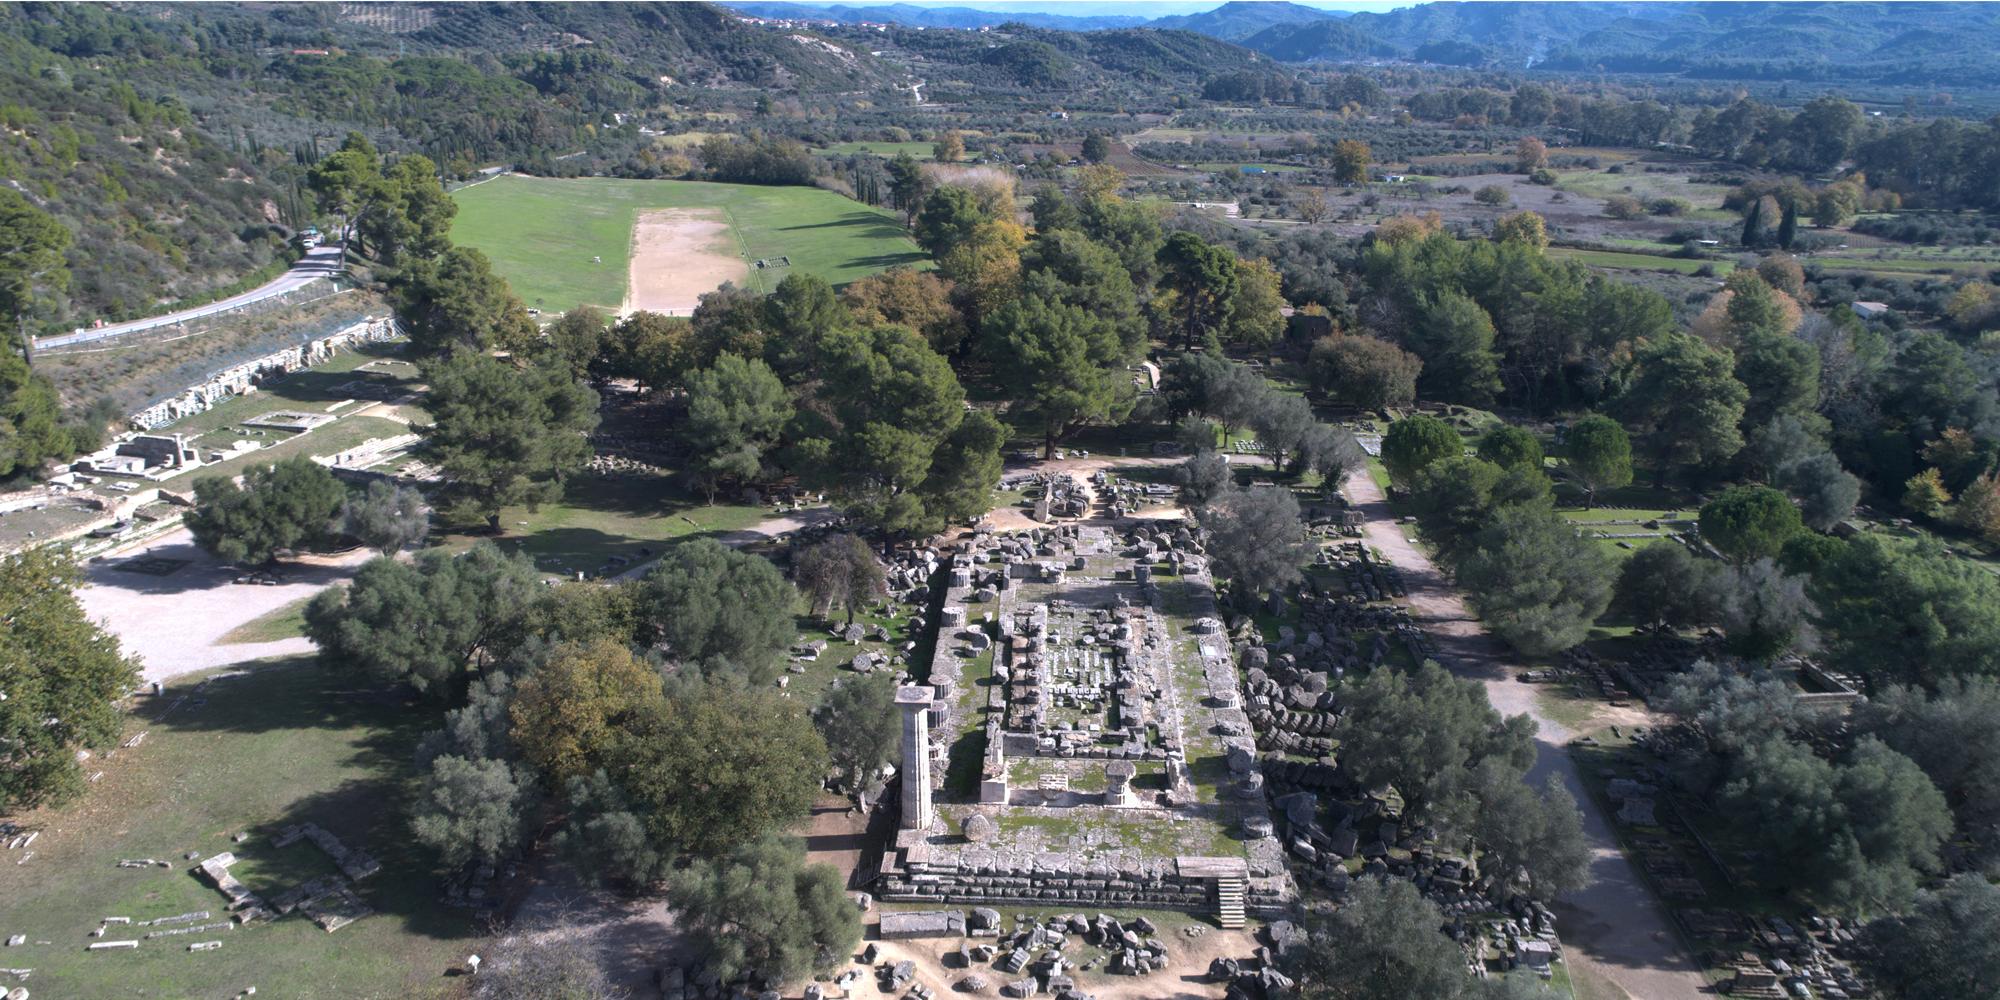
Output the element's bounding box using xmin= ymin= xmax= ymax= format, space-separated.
xmin=1147 ymin=1 xmax=1342 ymax=42
xmin=727 ymin=2 xmax=1149 ymax=31
xmin=892 ymin=23 xmax=1273 ymax=92
xmin=1237 ymin=2 xmax=2000 ymax=85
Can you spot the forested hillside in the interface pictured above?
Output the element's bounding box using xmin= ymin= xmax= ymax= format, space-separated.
xmin=0 ymin=1 xmax=899 ymax=328
xmin=1239 ymin=2 xmax=2000 ymax=86
xmin=0 ymin=23 xmax=292 ymax=328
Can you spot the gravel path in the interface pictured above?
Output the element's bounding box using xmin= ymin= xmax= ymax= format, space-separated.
xmin=78 ymin=527 xmax=374 ymax=684
xmin=1342 ymin=468 xmax=1706 ymax=1000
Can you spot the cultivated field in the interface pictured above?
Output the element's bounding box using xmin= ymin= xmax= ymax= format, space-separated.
xmin=451 ymin=176 xmax=926 ymax=316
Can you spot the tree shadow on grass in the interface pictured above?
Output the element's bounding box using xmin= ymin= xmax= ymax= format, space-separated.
xmin=237 ymin=779 xmax=484 ymax=944
xmin=842 ymin=250 xmax=932 ymax=270
xmin=142 ymin=656 xmax=431 ymax=741
xmin=778 ymin=211 xmax=910 ymax=239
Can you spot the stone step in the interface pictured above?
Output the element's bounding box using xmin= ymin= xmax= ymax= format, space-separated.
xmin=1215 ymin=876 xmax=1247 ymax=929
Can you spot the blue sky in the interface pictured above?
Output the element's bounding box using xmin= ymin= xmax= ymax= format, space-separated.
xmin=834 ymin=1 xmax=1419 ymax=14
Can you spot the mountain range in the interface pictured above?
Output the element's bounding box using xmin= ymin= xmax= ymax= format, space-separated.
xmin=727 ymin=0 xmax=2000 ymax=84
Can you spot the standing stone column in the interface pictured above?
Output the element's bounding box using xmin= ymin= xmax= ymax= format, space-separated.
xmin=896 ymin=685 xmax=934 ymax=831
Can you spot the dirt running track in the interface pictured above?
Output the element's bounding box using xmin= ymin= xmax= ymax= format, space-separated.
xmin=623 ymin=207 xmax=749 ymax=316
xmin=1342 ymin=468 xmax=1706 ymax=1000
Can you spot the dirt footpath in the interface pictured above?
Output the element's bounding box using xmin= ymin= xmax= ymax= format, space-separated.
xmin=624 ymin=207 xmax=749 ymax=316
xmin=77 ymin=527 xmax=373 ymax=683
xmin=1341 ymin=468 xmax=1706 ymax=1000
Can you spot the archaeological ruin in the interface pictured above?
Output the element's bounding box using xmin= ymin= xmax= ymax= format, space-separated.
xmin=873 ymin=521 xmax=1296 ymax=925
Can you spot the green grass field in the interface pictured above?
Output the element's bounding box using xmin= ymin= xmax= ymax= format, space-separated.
xmin=218 ymin=594 xmax=316 ymax=644
xmin=450 ymin=176 xmax=927 ymax=314
xmin=1549 ymin=247 xmax=1736 ymax=275
xmin=432 ymin=469 xmax=771 ymax=577
xmin=821 ymin=140 xmax=939 ymax=158
xmin=0 ymin=659 xmax=472 ymax=998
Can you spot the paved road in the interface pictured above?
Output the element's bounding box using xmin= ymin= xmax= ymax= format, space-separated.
xmin=1343 ymin=468 xmax=1707 ymax=1000
xmin=35 ymin=242 xmax=348 ymax=350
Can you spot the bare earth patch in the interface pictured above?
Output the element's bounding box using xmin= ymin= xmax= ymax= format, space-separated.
xmin=623 ymin=207 xmax=749 ymax=316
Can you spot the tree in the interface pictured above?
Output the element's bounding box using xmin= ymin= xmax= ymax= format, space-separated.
xmin=1 ymin=348 xmax=72 ymax=478
xmin=1331 ymin=660 xmax=1535 ymax=823
xmin=0 ymin=188 xmax=70 ymax=355
xmin=1491 ymin=210 xmax=1548 ymax=249
xmin=639 ymin=539 xmax=797 ymax=684
xmin=1736 ymin=330 xmax=1820 ymax=428
xmin=1296 ymin=189 xmax=1330 ymax=225
xmin=1717 ymin=736 xmax=1949 ymax=912
xmin=410 ymin=755 xmax=531 ymax=870
xmin=669 ymin=834 xmax=860 ymax=985
xmin=685 ymin=354 xmax=792 ymax=503
xmin=1194 ymin=486 xmax=1311 ymax=601
xmin=1617 ymin=333 xmax=1748 ymax=487
xmin=1329 ymin=139 xmax=1372 ymax=184
xmin=393 ymin=246 xmax=538 ymax=356
xmin=1080 ymin=132 xmax=1110 ymax=164
xmin=932 ymin=129 xmax=964 ymax=163
xmin=1411 ymin=457 xmax=1552 ymax=566
xmin=1019 ymin=229 xmax=1146 ymax=357
xmin=1407 ymin=291 xmax=1501 ymax=404
xmin=1467 ymin=762 xmax=1591 ymax=898
xmin=937 ymin=219 xmax=1025 ymax=324
xmin=1718 ymin=558 xmax=1817 ymax=660
xmin=186 ymin=457 xmax=346 ymax=565
xmin=1564 ymin=414 xmax=1632 ymax=507
xmin=1248 ymin=393 xmax=1319 ymax=472
xmin=602 ymin=310 xmax=697 ymax=391
xmin=1174 ymin=450 xmax=1236 ymax=512
xmin=1475 ymin=425 xmax=1543 ymax=471
xmin=305 ymin=542 xmax=541 ymax=695
xmin=1861 ymin=875 xmax=2000 ymax=1000
xmin=1777 ymin=451 xmax=1860 ymax=531
xmin=1155 ymin=233 xmax=1238 ymax=351
xmin=609 ymin=686 xmax=827 ymax=860
xmin=793 ymin=533 xmax=886 ymax=626
xmin=794 ymin=326 xmax=999 ymax=537
xmin=760 ymin=273 xmax=851 ymax=376
xmin=1700 ymin=485 xmax=1805 ymax=563
xmin=0 ymin=549 xmax=137 ymax=811
xmin=886 ymin=152 xmax=927 ymax=221
xmin=1224 ymin=257 xmax=1288 ymax=349
xmin=983 ymin=288 xmax=1135 ymax=459
xmin=1614 ymin=542 xmax=1722 ymax=628
xmin=1288 ymin=879 xmax=1472 ymax=1000
xmin=539 ymin=307 xmax=608 ymax=382
xmin=814 ymin=674 xmax=899 ymax=795
xmin=419 ymin=353 xmax=599 ymax=525
xmin=1902 ymin=468 xmax=1952 ymax=518
xmin=913 ymin=185 xmax=991 ymax=257
xmin=1951 ymin=472 xmax=2000 ymax=543
xmin=554 ymin=770 xmax=668 ymax=886
xmin=1473 ymin=184 xmax=1512 ymax=207
xmin=1859 ymin=678 xmax=2000 ymax=857
xmin=508 ymin=638 xmax=665 ymax=787
xmin=358 ymin=154 xmax=456 ymax=265
xmin=840 ymin=268 xmax=966 ymax=355
xmin=1808 ymin=535 xmax=2000 ymax=689
xmin=1661 ymin=660 xmax=1826 ymax=760
xmin=1381 ymin=413 xmax=1460 ymax=489
xmin=1514 ymin=137 xmax=1548 ymax=173
xmin=307 ymin=135 xmax=382 ymax=242
xmin=1457 ymin=503 xmax=1614 ymax=656
xmin=1307 ymin=334 xmax=1421 ymax=411
xmin=338 ymin=480 xmax=430 ymax=555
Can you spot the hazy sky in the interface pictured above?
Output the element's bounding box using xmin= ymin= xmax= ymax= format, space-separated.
xmin=848 ymin=1 xmax=1419 ymax=14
